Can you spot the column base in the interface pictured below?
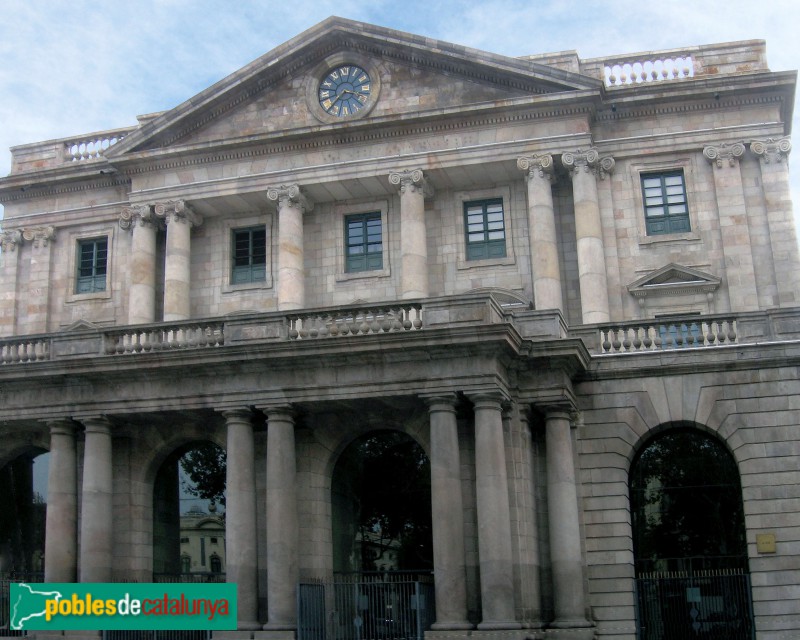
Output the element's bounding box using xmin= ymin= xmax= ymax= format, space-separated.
xmin=426 ymin=629 xmax=535 ymax=640
xmin=430 ymin=622 xmax=474 ymax=631
xmin=544 ymin=621 xmax=595 ymax=640
xmin=214 ymin=631 xmax=259 ymax=640
xmin=257 ymin=624 xmax=296 ymax=639
xmin=477 ymin=621 xmax=523 ymax=631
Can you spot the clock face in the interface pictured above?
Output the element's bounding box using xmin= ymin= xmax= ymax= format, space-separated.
xmin=318 ymin=65 xmax=372 ymax=117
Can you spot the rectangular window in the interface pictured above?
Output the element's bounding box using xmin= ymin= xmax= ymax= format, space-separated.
xmin=345 ymin=212 xmax=383 ymax=272
xmin=642 ymin=171 xmax=690 ymax=235
xmin=232 ymin=227 xmax=267 ymax=284
xmin=464 ymin=198 xmax=507 ymax=261
xmin=76 ymin=238 xmax=108 ymax=294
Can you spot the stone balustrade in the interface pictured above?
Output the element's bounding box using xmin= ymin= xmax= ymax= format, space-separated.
xmin=103 ymin=322 xmax=225 ymax=354
xmin=602 ymin=56 xmax=694 ymax=86
xmin=598 ymin=316 xmax=737 ymax=354
xmin=63 ymin=132 xmax=126 ymax=162
xmin=5 ymin=297 xmax=800 ymax=366
xmin=287 ymin=303 xmax=423 ymax=340
xmin=0 ymin=337 xmax=50 ymax=364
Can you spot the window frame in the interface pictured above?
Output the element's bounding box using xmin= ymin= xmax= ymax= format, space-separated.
xmin=231 ymin=226 xmax=268 ymax=285
xmin=641 ymin=170 xmax=691 ymax=236
xmin=75 ymin=237 xmax=109 ymax=295
xmin=221 ymin=215 xmax=273 ymax=294
xmin=334 ymin=199 xmax=391 ymax=283
xmin=344 ymin=211 xmax=383 ymax=273
xmin=463 ymin=198 xmax=508 ymax=261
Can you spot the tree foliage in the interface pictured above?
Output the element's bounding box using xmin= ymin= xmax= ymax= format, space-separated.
xmin=179 ymin=442 xmax=227 ymax=508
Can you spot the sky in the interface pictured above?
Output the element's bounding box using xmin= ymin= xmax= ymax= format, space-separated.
xmin=1 ymin=0 xmax=799 ymax=216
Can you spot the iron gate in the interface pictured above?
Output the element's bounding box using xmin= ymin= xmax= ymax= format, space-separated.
xmin=298 ymin=573 xmax=435 ymax=640
xmin=635 ymin=569 xmax=755 ymax=639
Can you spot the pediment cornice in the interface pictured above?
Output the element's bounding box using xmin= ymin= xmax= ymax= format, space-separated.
xmin=106 ymin=17 xmax=601 ymax=158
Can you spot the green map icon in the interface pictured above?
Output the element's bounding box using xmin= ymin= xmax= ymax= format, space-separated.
xmin=11 ymin=583 xmax=63 ymax=630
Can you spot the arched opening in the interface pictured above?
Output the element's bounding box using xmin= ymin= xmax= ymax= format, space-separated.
xmin=0 ymin=450 xmax=48 ymax=580
xmin=332 ymin=430 xmax=432 ymax=574
xmin=630 ymin=427 xmax=753 ymax=639
xmin=152 ymin=441 xmax=226 ymax=582
xmin=308 ymin=430 xmax=434 ymax=640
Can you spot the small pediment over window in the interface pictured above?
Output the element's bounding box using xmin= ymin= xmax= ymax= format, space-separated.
xmin=628 ymin=263 xmax=721 ymax=298
xmin=62 ymin=319 xmax=102 ymax=332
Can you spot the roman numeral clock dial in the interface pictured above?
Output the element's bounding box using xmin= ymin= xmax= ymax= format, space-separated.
xmin=318 ymin=65 xmax=372 ymax=118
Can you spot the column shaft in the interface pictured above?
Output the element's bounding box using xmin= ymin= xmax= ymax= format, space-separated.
xmin=224 ymin=409 xmax=261 ymax=629
xmin=269 ymin=186 xmax=311 ymax=311
xmin=264 ymin=407 xmax=298 ymax=629
xmin=126 ymin=207 xmax=157 ymax=324
xmin=79 ymin=417 xmax=114 ymax=582
xmin=545 ymin=411 xmax=591 ymax=628
xmin=427 ymin=396 xmax=471 ymax=630
xmin=563 ymin=151 xmax=611 ymax=324
xmin=472 ymin=394 xmax=520 ymax=629
xmin=44 ymin=420 xmax=78 ymax=583
xmin=164 ymin=216 xmax=191 ymax=321
xmin=391 ymin=170 xmax=431 ymax=299
xmin=518 ymin=155 xmax=563 ymax=311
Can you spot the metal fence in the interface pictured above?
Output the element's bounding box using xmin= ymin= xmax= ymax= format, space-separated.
xmin=103 ymin=632 xmax=211 ymax=640
xmin=298 ymin=573 xmax=435 ymax=640
xmin=635 ymin=569 xmax=754 ymax=640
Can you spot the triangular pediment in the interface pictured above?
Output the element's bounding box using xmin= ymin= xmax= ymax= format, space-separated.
xmin=107 ymin=17 xmax=601 ymax=158
xmin=62 ymin=319 xmax=102 ymax=332
xmin=628 ymin=263 xmax=721 ymax=297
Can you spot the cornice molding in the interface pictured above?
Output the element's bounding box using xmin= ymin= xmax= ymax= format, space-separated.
xmin=0 ymin=174 xmax=130 ymax=204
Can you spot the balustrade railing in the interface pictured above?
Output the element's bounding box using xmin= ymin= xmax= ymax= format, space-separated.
xmin=600 ymin=316 xmax=737 ymax=354
xmin=63 ymin=131 xmax=127 ymax=162
xmin=0 ymin=337 xmax=50 ymax=364
xmin=288 ymin=304 xmax=423 ymax=340
xmin=604 ymin=55 xmax=694 ymax=86
xmin=104 ymin=323 xmax=225 ymax=355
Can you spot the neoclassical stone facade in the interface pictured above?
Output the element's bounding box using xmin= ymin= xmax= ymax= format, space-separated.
xmin=1 ymin=18 xmax=800 ymax=640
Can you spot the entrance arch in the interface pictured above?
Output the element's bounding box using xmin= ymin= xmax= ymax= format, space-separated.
xmin=332 ymin=430 xmax=432 ymax=574
xmin=630 ymin=426 xmax=753 ymax=639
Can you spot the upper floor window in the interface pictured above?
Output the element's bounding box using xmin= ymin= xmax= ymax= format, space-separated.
xmin=76 ymin=238 xmax=108 ymax=294
xmin=464 ymin=198 xmax=506 ymax=260
xmin=232 ymin=227 xmax=267 ymax=284
xmin=345 ymin=212 xmax=383 ymax=272
xmin=642 ymin=171 xmax=690 ymax=235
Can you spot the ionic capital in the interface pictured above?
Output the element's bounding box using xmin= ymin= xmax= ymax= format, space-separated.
xmin=154 ymin=200 xmax=203 ymax=227
xmin=703 ymin=142 xmax=745 ymax=168
xmin=267 ymin=184 xmax=314 ymax=212
xmin=22 ymin=226 xmax=56 ymax=248
xmin=389 ymin=169 xmax=434 ymax=197
xmin=119 ymin=204 xmax=156 ymax=230
xmin=750 ymin=137 xmax=792 ymax=164
xmin=1 ymin=229 xmax=22 ymax=252
xmin=562 ymin=149 xmax=615 ymax=180
xmin=517 ymin=154 xmax=554 ymax=181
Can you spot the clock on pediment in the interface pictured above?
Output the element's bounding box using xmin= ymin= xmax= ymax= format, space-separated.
xmin=306 ymin=55 xmax=381 ymax=124
xmin=318 ymin=65 xmax=372 ymax=117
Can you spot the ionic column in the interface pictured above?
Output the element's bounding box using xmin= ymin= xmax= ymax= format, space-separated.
xmin=470 ymin=393 xmax=521 ymax=630
xmin=120 ymin=204 xmax=158 ymax=324
xmin=562 ymin=150 xmax=613 ymax=324
xmin=22 ymin=227 xmax=56 ymax=333
xmin=268 ymin=185 xmax=313 ymax=311
xmin=517 ymin=154 xmax=563 ymax=312
xmin=79 ymin=416 xmax=114 ymax=582
xmin=0 ymin=230 xmax=22 ymax=335
xmin=703 ymin=143 xmax=759 ymax=311
xmin=426 ymin=395 xmax=471 ymax=630
xmin=389 ymin=170 xmax=433 ymax=299
xmin=263 ymin=405 xmax=298 ymax=630
xmin=221 ymin=408 xmax=261 ymax=629
xmin=44 ymin=419 xmax=78 ymax=583
xmin=544 ymin=410 xmax=592 ymax=632
xmin=750 ymin=138 xmax=800 ymax=306
xmin=155 ymin=200 xmax=202 ymax=321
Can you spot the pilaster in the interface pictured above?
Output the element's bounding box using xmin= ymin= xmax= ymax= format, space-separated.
xmin=389 ymin=169 xmax=433 ymax=299
xmin=0 ymin=229 xmax=22 ymax=334
xmin=517 ymin=155 xmax=562 ymax=312
xmin=268 ymin=185 xmax=313 ymax=311
xmin=750 ymin=137 xmax=800 ymax=306
xmin=22 ymin=226 xmax=56 ymax=333
xmin=562 ymin=149 xmax=612 ymax=324
xmin=155 ymin=200 xmax=202 ymax=321
xmin=703 ymin=142 xmax=759 ymax=311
